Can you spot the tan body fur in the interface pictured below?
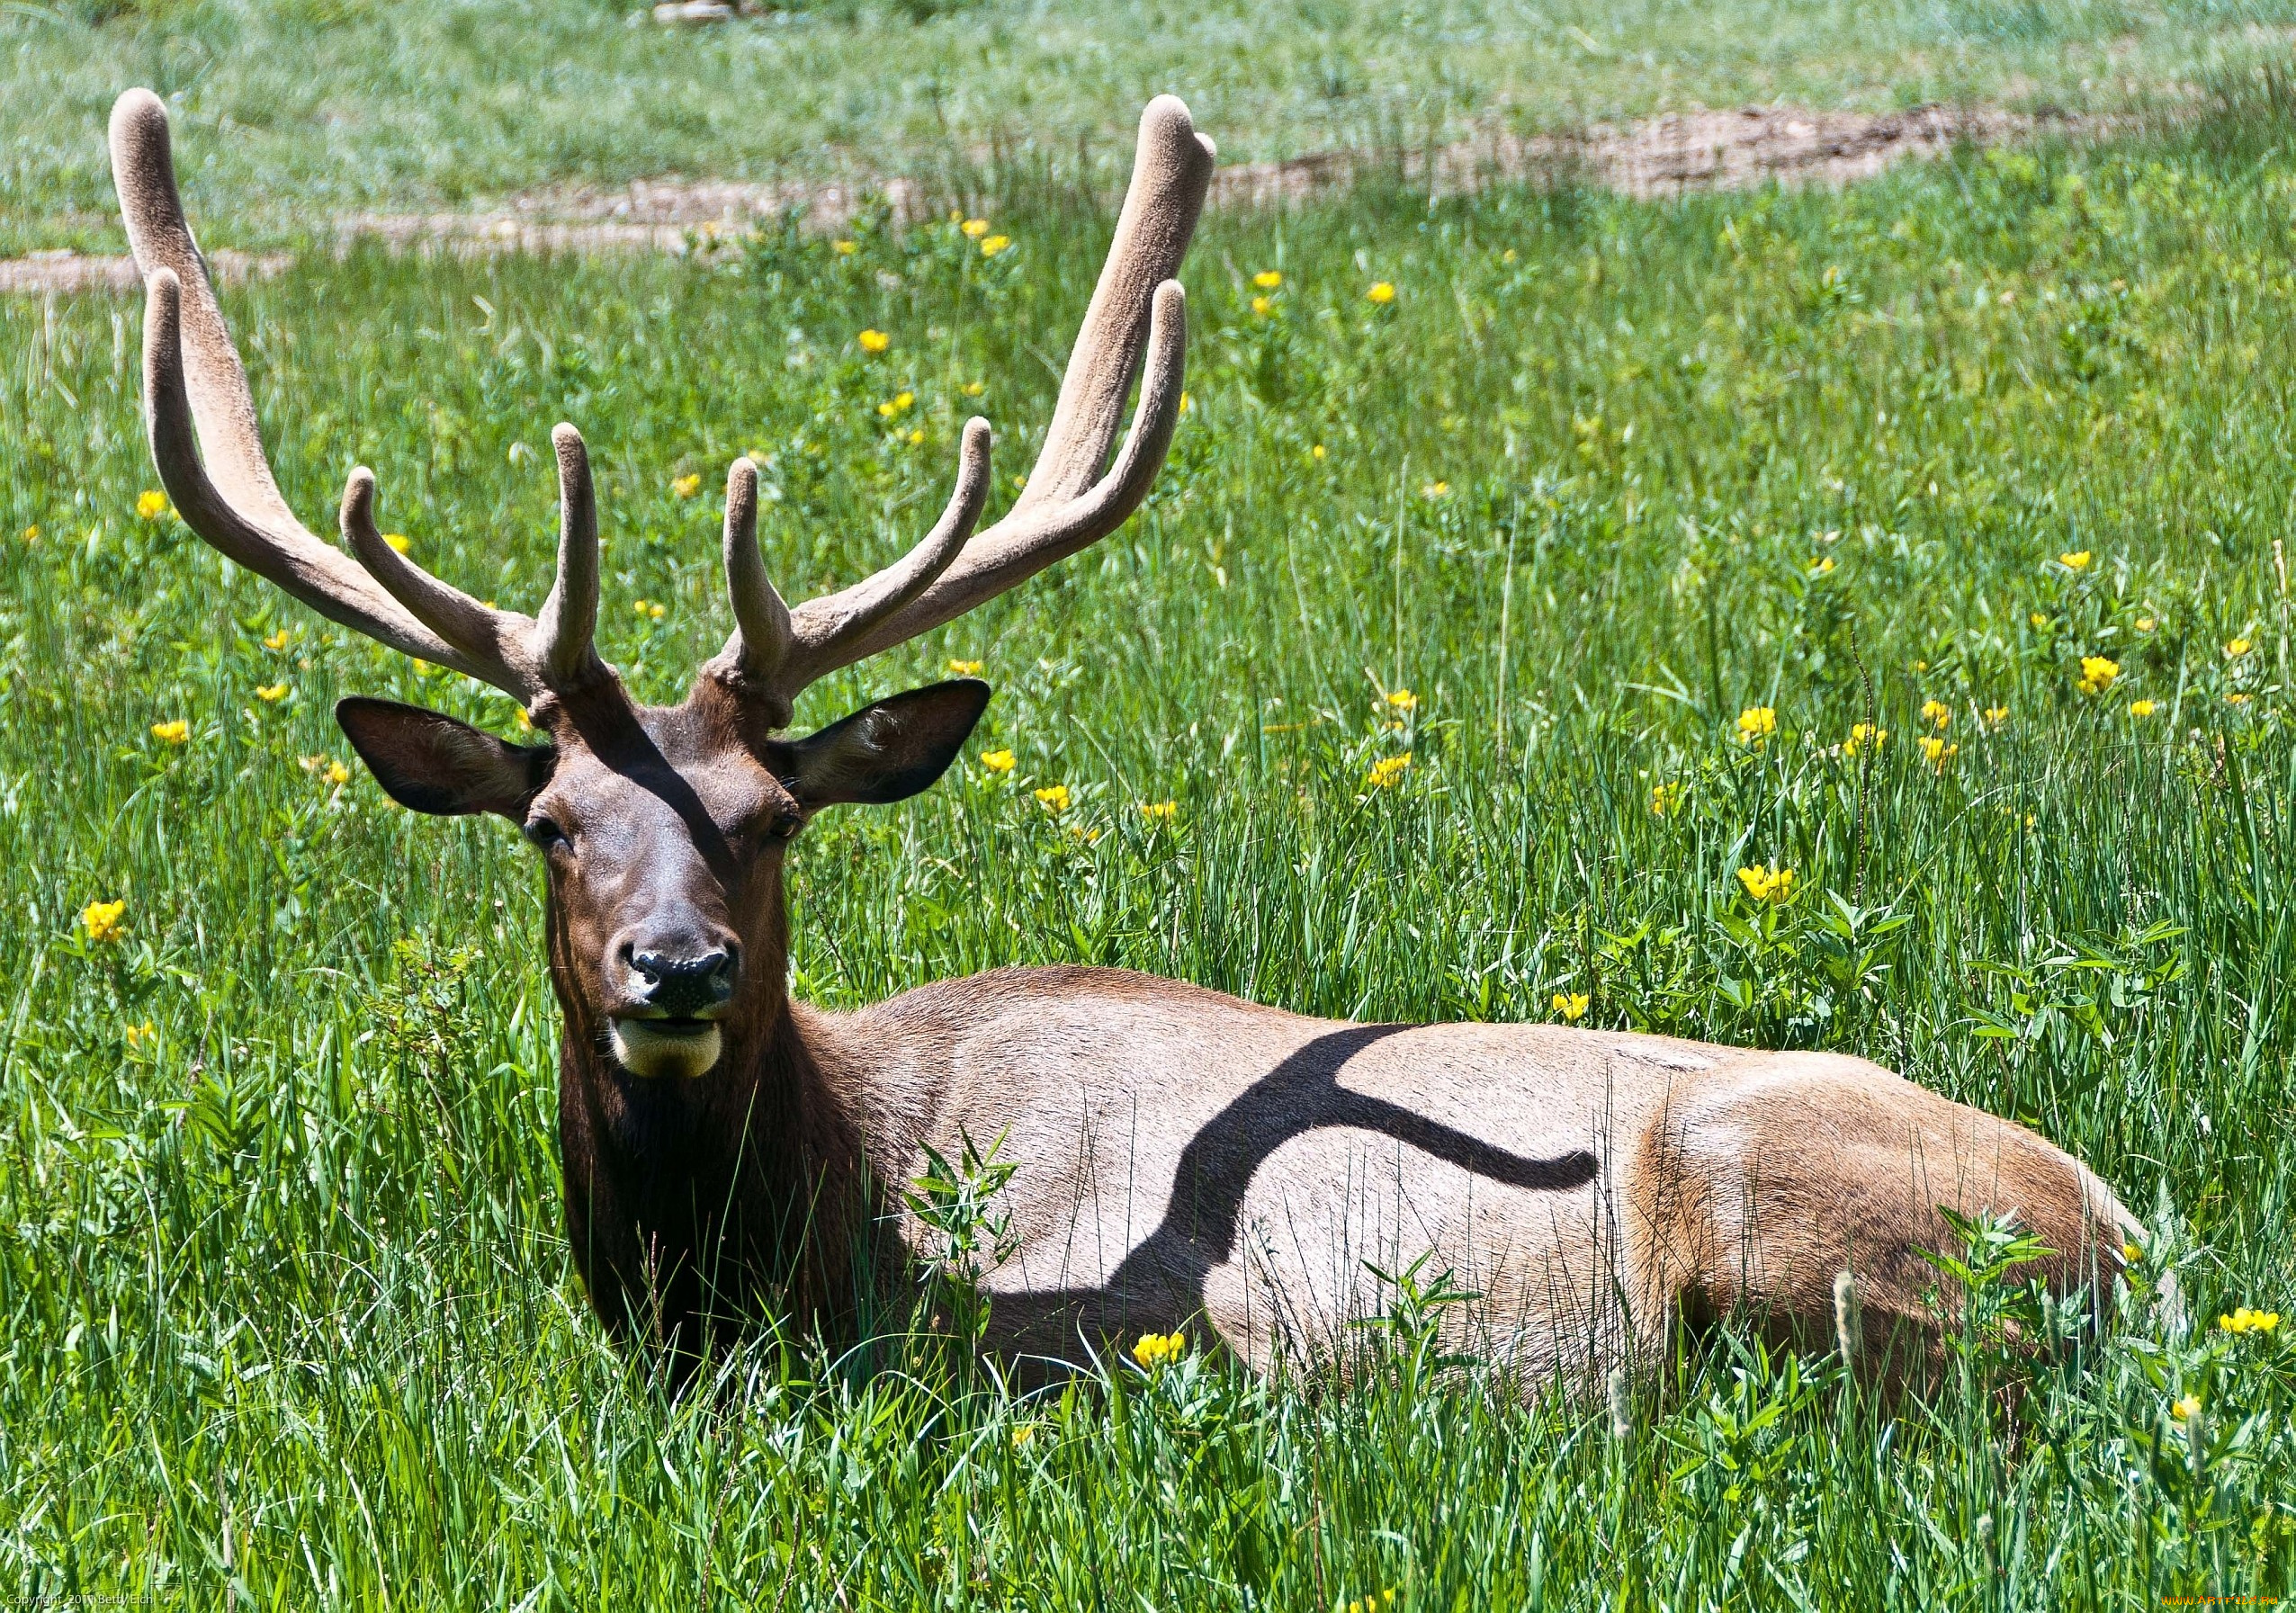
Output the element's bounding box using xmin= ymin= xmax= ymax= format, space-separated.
xmin=835 ymin=966 xmax=2133 ymax=1377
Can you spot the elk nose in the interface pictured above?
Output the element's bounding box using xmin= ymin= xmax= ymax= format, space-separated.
xmin=629 ymin=946 xmax=738 ymax=1017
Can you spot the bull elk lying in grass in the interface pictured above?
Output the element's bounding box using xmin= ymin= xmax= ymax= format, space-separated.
xmin=107 ymin=86 xmax=2139 ymax=1388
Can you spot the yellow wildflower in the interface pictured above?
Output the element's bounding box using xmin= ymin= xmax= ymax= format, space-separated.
xmin=124 ymin=1020 xmax=155 ymax=1047
xmin=2130 ymin=699 xmax=2157 ymax=718
xmin=1252 ymin=270 xmax=1283 ymax=289
xmin=2173 ymin=1394 xmax=2202 ymax=1422
xmin=255 ymin=683 xmax=288 ymax=703
xmin=1366 ymin=753 xmax=1412 ymax=790
xmin=1311 ymin=444 xmax=1326 ymax=460
xmin=1809 ymin=555 xmax=1835 ymax=576
xmin=1920 ymin=700 xmax=1951 ymax=729
xmin=2076 ymin=656 xmax=2120 ymax=695
xmin=2122 ymin=1241 xmax=2142 ymax=1263
xmin=2030 ymin=613 xmax=2050 ymax=630
xmin=1132 ymin=1331 xmax=1188 ymax=1369
xmin=1386 ymin=688 xmax=1418 ymax=712
xmin=1734 ymin=705 xmax=1778 ymax=745
xmin=1842 ymin=722 xmax=1886 ymax=757
xmin=907 ymin=427 xmax=924 ymax=446
xmin=1649 ymin=781 xmax=1684 ymax=816
xmin=878 ymin=390 xmax=916 ymax=417
xmin=1919 ymin=735 xmax=1959 ymax=773
xmin=2136 ymin=616 xmax=2157 ymax=632
xmin=263 ymin=628 xmax=292 ymax=651
xmin=135 ymin=489 xmax=170 ymax=521
xmin=1422 ymin=481 xmax=1449 ymax=500
xmin=1736 ymin=865 xmax=1796 ymax=904
xmin=20 ymin=524 xmax=38 ymax=543
xmin=1140 ymin=800 xmax=1178 ymax=822
xmin=1251 ymin=295 xmax=1274 ymax=317
xmin=81 ymin=898 xmax=127 ymax=944
xmin=2219 ymin=1305 xmax=2282 ymax=1335
xmin=150 ymin=719 xmax=189 ymax=745
xmin=671 ymin=473 xmax=702 ymax=498
xmin=2229 ymin=692 xmax=2253 ymax=704
xmin=1983 ymin=705 xmax=2009 ymax=728
xmin=832 ymin=239 xmax=857 ymax=255
xmin=2226 ymin=637 xmax=2253 ymax=659
xmin=981 ymin=235 xmax=1011 ymax=257
xmin=327 ymin=760 xmax=349 ymax=785
xmin=961 ymin=218 xmax=990 ymax=238
xmin=1366 ymin=282 xmax=1396 ymax=304
xmin=631 ymin=599 xmax=665 ymax=621
xmin=1011 ymin=1423 xmax=1036 ymax=1449
xmin=1552 ymin=991 xmax=1589 ymax=1022
xmin=981 ymin=748 xmax=1016 ymax=774
xmin=382 ymin=532 xmax=411 ymax=554
xmin=947 ymin=659 xmax=983 ymax=676
xmin=857 ymin=329 xmax=891 ymax=355
xmin=2058 ymin=550 xmax=2092 ymax=571
xmin=1034 ymin=784 xmax=1071 ymax=812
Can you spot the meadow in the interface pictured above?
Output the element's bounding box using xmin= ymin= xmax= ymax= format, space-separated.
xmin=8 ymin=69 xmax=2296 ymax=1607
xmin=9 ymin=0 xmax=2296 ymax=253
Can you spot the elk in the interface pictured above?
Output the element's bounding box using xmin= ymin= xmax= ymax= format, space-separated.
xmin=108 ymin=86 xmax=2139 ymax=1387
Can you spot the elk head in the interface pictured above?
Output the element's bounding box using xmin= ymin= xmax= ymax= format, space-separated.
xmin=110 ymin=88 xmax=1215 ymax=1081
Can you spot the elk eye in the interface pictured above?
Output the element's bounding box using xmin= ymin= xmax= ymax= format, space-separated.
xmin=523 ymin=816 xmax=569 ymax=852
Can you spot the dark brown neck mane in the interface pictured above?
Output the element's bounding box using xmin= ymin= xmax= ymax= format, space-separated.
xmin=549 ymin=889 xmax=898 ymax=1369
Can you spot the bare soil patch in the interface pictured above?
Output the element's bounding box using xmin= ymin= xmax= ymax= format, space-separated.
xmin=0 ymin=103 xmax=2082 ymax=295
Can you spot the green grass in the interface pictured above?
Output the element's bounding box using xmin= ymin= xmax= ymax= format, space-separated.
xmin=10 ymin=0 xmax=2296 ymax=253
xmin=9 ymin=75 xmax=2296 ymax=1605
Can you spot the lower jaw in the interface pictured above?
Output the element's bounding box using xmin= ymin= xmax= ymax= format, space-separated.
xmin=608 ymin=1019 xmax=724 ymax=1080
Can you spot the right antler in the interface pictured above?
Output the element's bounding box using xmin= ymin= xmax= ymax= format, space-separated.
xmin=111 ymin=88 xmax=605 ymax=706
xmin=708 ymin=95 xmax=1215 ymax=723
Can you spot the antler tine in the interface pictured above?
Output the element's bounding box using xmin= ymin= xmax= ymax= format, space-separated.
xmin=725 ymin=96 xmax=1212 ymax=713
xmin=535 ymin=424 xmax=606 ymax=689
xmin=718 ymin=455 xmax=794 ymax=696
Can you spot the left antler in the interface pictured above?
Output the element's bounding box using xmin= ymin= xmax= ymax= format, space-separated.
xmin=111 ymin=88 xmax=606 ymax=706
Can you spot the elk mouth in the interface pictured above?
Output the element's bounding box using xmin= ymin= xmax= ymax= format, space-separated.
xmin=608 ymin=1015 xmax=725 ymax=1080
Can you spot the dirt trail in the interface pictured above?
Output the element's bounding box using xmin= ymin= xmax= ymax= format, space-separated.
xmin=1 ymin=103 xmax=2076 ymax=295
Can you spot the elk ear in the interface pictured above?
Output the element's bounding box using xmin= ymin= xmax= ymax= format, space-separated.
xmin=335 ymin=696 xmax=552 ymax=819
xmin=777 ymin=679 xmax=991 ymax=809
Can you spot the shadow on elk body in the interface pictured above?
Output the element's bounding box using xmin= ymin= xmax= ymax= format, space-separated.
xmin=103 ymin=85 xmax=2146 ymax=1391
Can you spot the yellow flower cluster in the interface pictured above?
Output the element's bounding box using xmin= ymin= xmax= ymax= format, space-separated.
xmin=857 ymin=329 xmax=891 ymax=355
xmin=1034 ymin=784 xmax=1071 ymax=813
xmin=136 ymin=489 xmax=171 ymax=521
xmin=301 ymin=754 xmax=352 ymax=785
xmin=671 ymin=473 xmax=702 ymax=498
xmin=1649 ymin=781 xmax=1684 ymax=816
xmin=1386 ymin=688 xmax=1418 ymax=712
xmin=1132 ymin=1331 xmax=1188 ymax=1369
xmin=2130 ymin=699 xmax=2157 ymax=719
xmin=981 ymin=234 xmax=1011 ymax=257
xmin=2220 ymin=1305 xmax=2281 ymax=1335
xmin=1366 ymin=282 xmax=1396 ymax=304
xmin=632 ymin=599 xmax=667 ymax=622
xmin=1551 ymin=991 xmax=1589 ymax=1022
xmin=81 ymin=898 xmax=127 ymax=944
xmin=1734 ymin=706 xmax=1777 ymax=746
xmin=981 ymin=748 xmax=1016 ymax=774
xmin=150 ymin=719 xmax=189 ymax=745
xmin=1253 ymin=270 xmax=1283 ymax=289
xmin=1736 ymin=865 xmax=1796 ymax=903
xmin=1251 ymin=296 xmax=1274 ymax=317
xmin=1341 ymin=1592 xmax=1397 ymax=1613
xmin=1366 ymin=753 xmax=1412 ymax=790
xmin=264 ymin=627 xmax=293 ymax=651
xmin=1140 ymin=800 xmax=1178 ymax=822
xmin=1984 ymin=704 xmax=2009 ymax=728
xmin=2076 ymin=656 xmax=2120 ymax=695
xmin=961 ymin=218 xmax=990 ymax=238
xmin=1919 ymin=700 xmax=1951 ymax=728
xmin=2173 ymin=1393 xmax=2202 ymax=1422
xmin=878 ymin=390 xmax=916 ymax=418
xmin=1920 ymin=735 xmax=1959 ymax=773
xmin=947 ymin=659 xmax=983 ymax=676
xmin=1842 ymin=723 xmax=1885 ymax=758
xmin=255 ymin=683 xmax=288 ymax=703
xmin=2058 ymin=550 xmax=2092 ymax=571
xmin=832 ymin=238 xmax=857 ymax=255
